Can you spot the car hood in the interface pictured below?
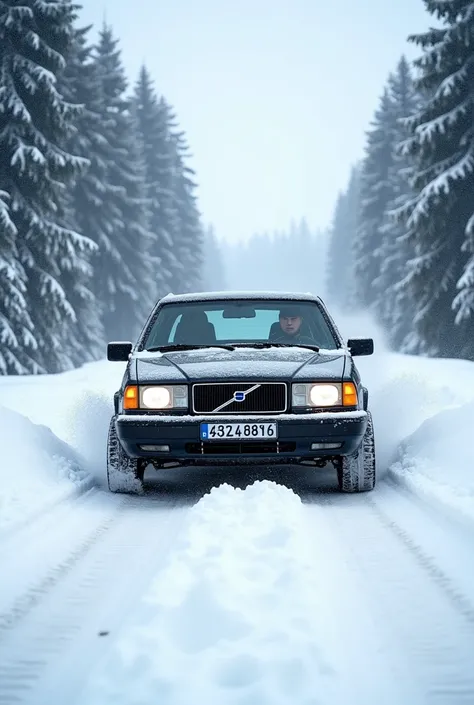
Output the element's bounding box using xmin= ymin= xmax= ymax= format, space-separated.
xmin=134 ymin=347 xmax=347 ymax=383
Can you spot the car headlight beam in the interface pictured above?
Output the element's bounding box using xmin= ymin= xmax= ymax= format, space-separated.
xmin=139 ymin=385 xmax=188 ymax=410
xmin=309 ymin=384 xmax=340 ymax=406
xmin=292 ymin=382 xmax=357 ymax=408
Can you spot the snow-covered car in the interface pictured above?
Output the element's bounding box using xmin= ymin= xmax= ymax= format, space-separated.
xmin=106 ymin=291 xmax=375 ymax=494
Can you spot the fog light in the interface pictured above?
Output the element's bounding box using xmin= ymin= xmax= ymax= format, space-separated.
xmin=139 ymin=444 xmax=170 ymax=452
xmin=311 ymin=442 xmax=342 ymax=450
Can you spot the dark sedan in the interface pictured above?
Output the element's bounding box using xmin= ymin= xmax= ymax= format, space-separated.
xmin=106 ymin=291 xmax=375 ymax=494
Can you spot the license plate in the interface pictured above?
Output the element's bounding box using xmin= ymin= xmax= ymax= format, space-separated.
xmin=200 ymin=422 xmax=278 ymax=441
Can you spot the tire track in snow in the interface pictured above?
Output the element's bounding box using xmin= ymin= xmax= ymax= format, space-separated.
xmin=0 ymin=479 xmax=96 ymax=542
xmin=367 ymin=489 xmax=474 ymax=626
xmin=317 ymin=490 xmax=474 ymax=703
xmin=0 ymin=486 xmax=106 ymax=559
xmin=0 ymin=493 xmax=125 ymax=636
xmin=0 ymin=494 xmax=187 ymax=705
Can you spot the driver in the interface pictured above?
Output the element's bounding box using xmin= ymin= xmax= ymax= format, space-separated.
xmin=272 ymin=306 xmax=314 ymax=344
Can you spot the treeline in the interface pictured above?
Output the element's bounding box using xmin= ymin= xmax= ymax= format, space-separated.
xmin=326 ymin=2 xmax=474 ymax=360
xmin=223 ymin=219 xmax=327 ymax=293
xmin=0 ymin=1 xmax=205 ymax=375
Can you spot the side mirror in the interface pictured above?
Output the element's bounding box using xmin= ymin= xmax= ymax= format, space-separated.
xmin=107 ymin=341 xmax=133 ymax=361
xmin=347 ymin=338 xmax=374 ymax=356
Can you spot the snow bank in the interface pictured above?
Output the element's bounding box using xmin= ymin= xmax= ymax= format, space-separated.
xmin=390 ymin=401 xmax=474 ymax=521
xmin=77 ymin=481 xmax=399 ymax=705
xmin=0 ymin=359 xmax=124 ymax=490
xmin=0 ymin=405 xmax=91 ymax=533
xmin=360 ymin=353 xmax=473 ymax=471
xmin=361 ymin=352 xmax=474 ymax=519
xmin=332 ymin=306 xmax=474 ymax=519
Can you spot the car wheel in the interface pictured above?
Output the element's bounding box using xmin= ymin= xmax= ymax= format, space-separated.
xmin=106 ymin=416 xmax=144 ymax=494
xmin=337 ymin=411 xmax=376 ymax=493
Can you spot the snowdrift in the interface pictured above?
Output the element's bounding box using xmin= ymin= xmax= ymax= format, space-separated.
xmin=0 ymin=404 xmax=91 ymax=533
xmin=390 ymin=401 xmax=474 ymax=521
xmin=78 ymin=480 xmax=380 ymax=705
xmin=332 ymin=307 xmax=474 ymax=517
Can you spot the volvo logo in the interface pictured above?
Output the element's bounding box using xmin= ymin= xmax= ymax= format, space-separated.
xmin=211 ymin=384 xmax=262 ymax=413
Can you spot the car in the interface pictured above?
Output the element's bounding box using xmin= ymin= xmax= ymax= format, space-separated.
xmin=106 ymin=290 xmax=376 ymax=494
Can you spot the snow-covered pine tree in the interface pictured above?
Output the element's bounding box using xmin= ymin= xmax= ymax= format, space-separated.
xmin=92 ymin=25 xmax=155 ymax=342
xmin=201 ymin=224 xmax=227 ymax=291
xmin=373 ymin=56 xmax=420 ymax=348
xmin=326 ymin=165 xmax=361 ymax=309
xmin=220 ymin=221 xmax=326 ymax=293
xmin=353 ymin=87 xmax=396 ymax=311
xmin=0 ymin=0 xmax=94 ymax=373
xmin=56 ymin=22 xmax=105 ymax=366
xmin=326 ymin=193 xmax=345 ymax=307
xmin=133 ymin=67 xmax=177 ymax=298
xmin=168 ymin=109 xmax=204 ymax=293
xmin=0 ymin=190 xmax=35 ymax=374
xmin=393 ymin=1 xmax=474 ymax=358
xmin=286 ymin=218 xmax=326 ymax=295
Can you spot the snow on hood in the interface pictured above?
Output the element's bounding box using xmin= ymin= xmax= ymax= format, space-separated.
xmin=135 ymin=347 xmax=347 ymax=383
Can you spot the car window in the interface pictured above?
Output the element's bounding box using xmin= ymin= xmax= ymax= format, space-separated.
xmin=201 ymin=309 xmax=278 ymax=341
xmin=143 ymin=300 xmax=338 ymax=350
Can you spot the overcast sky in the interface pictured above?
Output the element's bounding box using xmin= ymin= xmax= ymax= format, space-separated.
xmin=79 ymin=0 xmax=432 ymax=244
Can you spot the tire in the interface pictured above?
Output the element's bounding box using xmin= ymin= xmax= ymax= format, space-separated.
xmin=106 ymin=416 xmax=144 ymax=494
xmin=337 ymin=411 xmax=376 ymax=493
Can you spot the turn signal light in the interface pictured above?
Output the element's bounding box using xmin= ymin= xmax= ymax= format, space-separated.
xmin=342 ymin=382 xmax=357 ymax=407
xmin=123 ymin=385 xmax=139 ymax=409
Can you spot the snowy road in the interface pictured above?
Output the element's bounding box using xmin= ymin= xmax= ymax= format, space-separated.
xmin=0 ymin=485 xmax=188 ymax=705
xmin=1 ymin=468 xmax=474 ymax=705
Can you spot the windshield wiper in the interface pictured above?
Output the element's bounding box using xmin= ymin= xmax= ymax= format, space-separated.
xmin=231 ymin=342 xmax=274 ymax=348
xmin=145 ymin=342 xmax=319 ymax=353
xmin=232 ymin=342 xmax=320 ymax=352
xmin=146 ymin=344 xmax=236 ymax=352
xmin=273 ymin=343 xmax=320 ymax=352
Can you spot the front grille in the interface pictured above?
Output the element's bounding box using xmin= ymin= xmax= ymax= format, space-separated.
xmin=192 ymin=382 xmax=287 ymax=414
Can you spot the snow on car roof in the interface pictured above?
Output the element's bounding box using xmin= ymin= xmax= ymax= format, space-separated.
xmin=159 ymin=290 xmax=323 ymax=304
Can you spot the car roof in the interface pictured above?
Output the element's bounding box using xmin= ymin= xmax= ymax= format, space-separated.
xmin=158 ymin=290 xmax=324 ymax=305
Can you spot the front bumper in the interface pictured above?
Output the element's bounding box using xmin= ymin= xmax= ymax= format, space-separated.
xmin=115 ymin=410 xmax=368 ymax=464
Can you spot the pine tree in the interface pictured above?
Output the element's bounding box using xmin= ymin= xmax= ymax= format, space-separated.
xmin=395 ymin=1 xmax=474 ymax=358
xmin=284 ymin=218 xmax=326 ymax=295
xmin=92 ymin=25 xmax=155 ymax=342
xmin=201 ymin=224 xmax=227 ymax=291
xmin=167 ymin=105 xmax=204 ymax=294
xmin=373 ymin=56 xmax=420 ymax=347
xmin=133 ymin=67 xmax=177 ymax=298
xmin=56 ymin=23 xmax=105 ymax=365
xmin=0 ymin=190 xmax=35 ymax=374
xmin=221 ymin=221 xmax=326 ymax=293
xmin=0 ymin=0 xmax=94 ymax=374
xmin=354 ymin=88 xmax=395 ymax=311
xmin=326 ymin=165 xmax=361 ymax=309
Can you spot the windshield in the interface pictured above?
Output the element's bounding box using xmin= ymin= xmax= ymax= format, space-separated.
xmin=142 ymin=299 xmax=339 ymax=350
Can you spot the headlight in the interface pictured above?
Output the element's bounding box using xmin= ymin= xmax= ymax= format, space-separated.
xmin=142 ymin=386 xmax=171 ymax=409
xmin=292 ymin=382 xmax=357 ymax=408
xmin=310 ymin=384 xmax=340 ymax=406
xmin=123 ymin=384 xmax=188 ymax=410
xmin=140 ymin=385 xmax=188 ymax=410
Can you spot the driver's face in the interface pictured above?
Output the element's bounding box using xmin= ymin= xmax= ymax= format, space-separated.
xmin=279 ymin=315 xmax=302 ymax=335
